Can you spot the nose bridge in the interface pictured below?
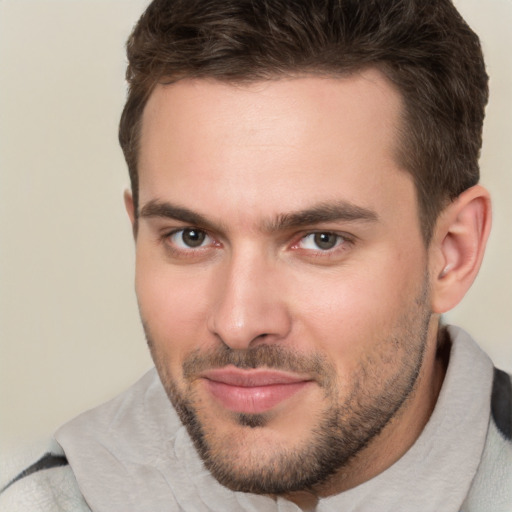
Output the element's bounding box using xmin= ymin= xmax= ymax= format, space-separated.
xmin=208 ymin=244 xmax=290 ymax=349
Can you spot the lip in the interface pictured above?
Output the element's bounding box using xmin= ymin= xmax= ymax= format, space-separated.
xmin=200 ymin=366 xmax=313 ymax=414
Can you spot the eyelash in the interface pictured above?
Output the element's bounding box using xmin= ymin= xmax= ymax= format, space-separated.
xmin=293 ymin=232 xmax=350 ymax=252
xmin=161 ymin=228 xmax=218 ymax=257
xmin=161 ymin=227 xmax=354 ymax=259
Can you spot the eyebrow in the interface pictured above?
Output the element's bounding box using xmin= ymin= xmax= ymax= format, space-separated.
xmin=139 ymin=200 xmax=222 ymax=232
xmin=139 ymin=199 xmax=379 ymax=233
xmin=264 ymin=201 xmax=379 ymax=232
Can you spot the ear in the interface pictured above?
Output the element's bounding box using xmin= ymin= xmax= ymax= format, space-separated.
xmin=429 ymin=185 xmax=491 ymax=314
xmin=123 ymin=189 xmax=137 ymax=238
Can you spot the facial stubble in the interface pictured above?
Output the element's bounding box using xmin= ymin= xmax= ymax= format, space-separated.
xmin=144 ymin=280 xmax=431 ymax=495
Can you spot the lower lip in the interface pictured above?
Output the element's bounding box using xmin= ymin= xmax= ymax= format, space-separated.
xmin=204 ymin=379 xmax=311 ymax=414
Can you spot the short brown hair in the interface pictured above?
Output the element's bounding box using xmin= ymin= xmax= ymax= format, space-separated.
xmin=119 ymin=0 xmax=488 ymax=242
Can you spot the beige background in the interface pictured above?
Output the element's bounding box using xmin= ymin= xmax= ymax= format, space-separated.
xmin=1 ymin=0 xmax=511 ymax=450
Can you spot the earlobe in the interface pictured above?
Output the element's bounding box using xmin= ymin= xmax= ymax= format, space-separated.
xmin=123 ymin=189 xmax=137 ymax=238
xmin=430 ymin=185 xmax=492 ymax=314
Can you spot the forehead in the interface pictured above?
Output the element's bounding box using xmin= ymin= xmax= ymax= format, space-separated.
xmin=138 ymin=71 xmax=415 ymax=227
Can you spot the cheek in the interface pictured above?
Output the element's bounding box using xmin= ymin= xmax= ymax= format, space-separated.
xmin=135 ymin=255 xmax=212 ymax=364
xmin=291 ymin=253 xmax=425 ymax=362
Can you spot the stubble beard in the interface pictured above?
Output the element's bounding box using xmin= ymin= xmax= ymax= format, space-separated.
xmin=143 ymin=281 xmax=432 ymax=495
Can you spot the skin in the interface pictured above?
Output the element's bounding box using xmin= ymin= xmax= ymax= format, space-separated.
xmin=126 ymin=70 xmax=463 ymax=506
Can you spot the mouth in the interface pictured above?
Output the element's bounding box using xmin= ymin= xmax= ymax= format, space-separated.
xmin=200 ymin=366 xmax=314 ymax=414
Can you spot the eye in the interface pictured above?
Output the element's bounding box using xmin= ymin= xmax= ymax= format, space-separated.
xmin=298 ymin=232 xmax=345 ymax=251
xmin=169 ymin=228 xmax=212 ymax=249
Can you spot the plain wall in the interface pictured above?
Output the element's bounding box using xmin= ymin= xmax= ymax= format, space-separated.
xmin=1 ymin=0 xmax=511 ymax=450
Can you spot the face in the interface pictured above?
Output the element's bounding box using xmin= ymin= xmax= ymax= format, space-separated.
xmin=132 ymin=71 xmax=434 ymax=494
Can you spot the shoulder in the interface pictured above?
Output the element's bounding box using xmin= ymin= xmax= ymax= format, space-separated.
xmin=491 ymin=367 xmax=512 ymax=440
xmin=0 ymin=442 xmax=90 ymax=512
xmin=463 ymin=367 xmax=512 ymax=512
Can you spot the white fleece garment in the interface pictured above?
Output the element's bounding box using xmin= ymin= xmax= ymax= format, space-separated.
xmin=2 ymin=326 xmax=510 ymax=511
xmin=52 ymin=326 xmax=497 ymax=511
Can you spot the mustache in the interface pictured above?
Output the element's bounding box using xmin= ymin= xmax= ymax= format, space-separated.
xmin=182 ymin=344 xmax=334 ymax=387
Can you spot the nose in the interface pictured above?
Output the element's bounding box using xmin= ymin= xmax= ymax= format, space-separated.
xmin=207 ymin=249 xmax=292 ymax=350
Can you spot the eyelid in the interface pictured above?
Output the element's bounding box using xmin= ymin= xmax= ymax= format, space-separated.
xmin=290 ymin=230 xmax=355 ymax=253
xmin=160 ymin=224 xmax=354 ymax=258
xmin=173 ymin=228 xmax=209 ymax=248
xmin=163 ymin=226 xmax=219 ymax=252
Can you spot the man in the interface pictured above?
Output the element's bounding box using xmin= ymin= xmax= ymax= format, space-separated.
xmin=1 ymin=0 xmax=511 ymax=510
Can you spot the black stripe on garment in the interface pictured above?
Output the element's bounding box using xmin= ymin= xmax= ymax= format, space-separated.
xmin=491 ymin=367 xmax=512 ymax=440
xmin=1 ymin=452 xmax=69 ymax=493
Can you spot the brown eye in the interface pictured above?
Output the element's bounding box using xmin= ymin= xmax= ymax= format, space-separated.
xmin=297 ymin=232 xmax=345 ymax=251
xmin=313 ymin=232 xmax=339 ymax=250
xmin=169 ymin=228 xmax=210 ymax=249
xmin=181 ymin=229 xmax=206 ymax=247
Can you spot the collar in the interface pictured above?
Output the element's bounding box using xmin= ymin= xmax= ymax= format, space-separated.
xmin=56 ymin=326 xmax=493 ymax=512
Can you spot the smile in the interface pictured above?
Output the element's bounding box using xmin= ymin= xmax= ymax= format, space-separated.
xmin=200 ymin=367 xmax=314 ymax=414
